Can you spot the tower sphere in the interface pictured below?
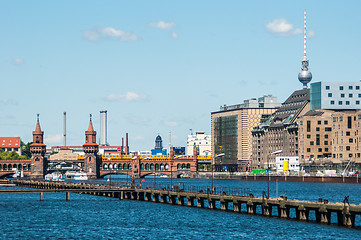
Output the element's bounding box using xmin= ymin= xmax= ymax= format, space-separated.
xmin=298 ymin=70 xmax=312 ymax=86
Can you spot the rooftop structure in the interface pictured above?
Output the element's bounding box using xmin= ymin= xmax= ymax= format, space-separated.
xmin=311 ymin=81 xmax=361 ymax=110
xmin=0 ymin=137 xmax=21 ymax=155
xmin=186 ymin=132 xmax=211 ymax=155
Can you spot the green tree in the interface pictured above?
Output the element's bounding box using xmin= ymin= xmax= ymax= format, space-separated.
xmin=21 ymin=141 xmax=32 ymax=159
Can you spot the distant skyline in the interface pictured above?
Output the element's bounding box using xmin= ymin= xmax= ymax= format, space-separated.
xmin=1 ymin=1 xmax=361 ymax=151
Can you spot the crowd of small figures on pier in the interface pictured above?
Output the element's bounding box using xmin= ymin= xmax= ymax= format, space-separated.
xmin=9 ymin=180 xmax=361 ymax=228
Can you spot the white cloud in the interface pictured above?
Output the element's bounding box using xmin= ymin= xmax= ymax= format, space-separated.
xmin=0 ymin=99 xmax=18 ymax=106
xmin=266 ymin=18 xmax=303 ymax=36
xmin=307 ymin=30 xmax=316 ymax=38
xmin=13 ymin=58 xmax=23 ymax=65
xmin=45 ymin=134 xmax=62 ymax=144
xmin=163 ymin=120 xmax=178 ymax=127
xmin=83 ymin=27 xmax=139 ymax=42
xmin=149 ymin=21 xmax=176 ymax=30
xmin=106 ymin=92 xmax=147 ymax=102
xmin=171 ymin=32 xmax=178 ymax=39
xmin=83 ymin=30 xmax=101 ymax=41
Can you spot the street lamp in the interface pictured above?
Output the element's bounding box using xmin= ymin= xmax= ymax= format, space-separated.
xmin=269 ymin=150 xmax=282 ymax=199
xmin=212 ymin=153 xmax=225 ymax=193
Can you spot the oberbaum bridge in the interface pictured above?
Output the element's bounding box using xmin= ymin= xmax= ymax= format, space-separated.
xmin=2 ymin=117 xmax=361 ymax=229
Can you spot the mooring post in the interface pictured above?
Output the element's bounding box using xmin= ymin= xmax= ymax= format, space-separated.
xmin=40 ymin=192 xmax=43 ymax=201
xmin=66 ymin=192 xmax=70 ymax=201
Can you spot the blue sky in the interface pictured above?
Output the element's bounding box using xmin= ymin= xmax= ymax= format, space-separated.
xmin=1 ymin=1 xmax=361 ymax=151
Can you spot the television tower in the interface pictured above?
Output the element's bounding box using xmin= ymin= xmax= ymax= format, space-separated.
xmin=298 ymin=9 xmax=312 ymax=89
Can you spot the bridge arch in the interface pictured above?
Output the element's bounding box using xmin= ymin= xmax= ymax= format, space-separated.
xmin=108 ymin=164 xmax=113 ymax=169
xmin=160 ymin=163 xmax=164 ymax=170
xmin=165 ymin=164 xmax=169 ymax=170
xmin=186 ymin=163 xmax=190 ymax=169
xmin=155 ymin=164 xmax=159 ymax=170
xmin=177 ymin=163 xmax=181 ymax=169
xmin=140 ymin=164 xmax=144 ymax=170
xmin=113 ymin=163 xmax=117 ymax=169
xmin=150 ymin=163 xmax=154 ymax=170
xmin=118 ymin=164 xmax=122 ymax=170
xmin=103 ymin=164 xmax=108 ymax=169
xmin=145 ymin=163 xmax=149 ymax=170
xmin=123 ymin=163 xmax=127 ymax=169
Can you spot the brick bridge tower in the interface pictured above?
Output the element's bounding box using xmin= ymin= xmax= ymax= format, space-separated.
xmin=82 ymin=114 xmax=100 ymax=179
xmin=30 ymin=114 xmax=47 ymax=180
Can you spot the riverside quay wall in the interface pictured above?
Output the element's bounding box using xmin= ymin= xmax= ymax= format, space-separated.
xmin=199 ymin=173 xmax=361 ymax=184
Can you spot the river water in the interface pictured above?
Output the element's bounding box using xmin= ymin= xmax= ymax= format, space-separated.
xmin=1 ymin=177 xmax=360 ymax=239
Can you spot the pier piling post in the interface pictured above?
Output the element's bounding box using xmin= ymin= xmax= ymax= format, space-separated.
xmin=233 ymin=201 xmax=241 ymax=213
xmin=40 ymin=192 xmax=43 ymax=201
xmin=297 ymin=206 xmax=308 ymax=221
xmin=208 ymin=199 xmax=216 ymax=209
xmin=220 ymin=199 xmax=228 ymax=210
xmin=178 ymin=196 xmax=184 ymax=206
xmin=247 ymin=200 xmax=254 ymax=214
xmin=66 ymin=192 xmax=70 ymax=201
xmin=197 ymin=198 xmax=204 ymax=208
xmin=262 ymin=202 xmax=271 ymax=216
xmin=187 ymin=197 xmax=194 ymax=207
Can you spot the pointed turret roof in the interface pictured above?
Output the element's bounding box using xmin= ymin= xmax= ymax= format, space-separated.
xmin=87 ymin=120 xmax=94 ymax=132
xmin=33 ymin=114 xmax=43 ymax=133
xmin=34 ymin=120 xmax=42 ymax=132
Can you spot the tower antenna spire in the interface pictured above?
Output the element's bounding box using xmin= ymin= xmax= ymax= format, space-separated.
xmin=298 ymin=9 xmax=312 ymax=89
xmin=303 ymin=9 xmax=307 ymax=60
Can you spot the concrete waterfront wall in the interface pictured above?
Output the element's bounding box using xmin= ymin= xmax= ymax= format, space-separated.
xmin=12 ymin=180 xmax=361 ymax=228
xmin=199 ymin=174 xmax=361 ymax=184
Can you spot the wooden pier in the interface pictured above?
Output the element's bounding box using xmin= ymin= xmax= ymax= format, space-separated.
xmin=7 ymin=180 xmax=361 ymax=228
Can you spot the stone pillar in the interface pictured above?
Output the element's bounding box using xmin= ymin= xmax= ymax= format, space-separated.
xmin=119 ymin=191 xmax=124 ymax=200
xmin=145 ymin=193 xmax=151 ymax=201
xmin=153 ymin=194 xmax=159 ymax=202
xmin=178 ymin=196 xmax=185 ymax=206
xmin=262 ymin=203 xmax=271 ymax=216
xmin=296 ymin=206 xmax=308 ymax=221
xmin=159 ymin=194 xmax=165 ymax=203
xmin=233 ymin=201 xmax=241 ymax=213
xmin=208 ymin=199 xmax=216 ymax=209
xmin=278 ymin=205 xmax=289 ymax=218
xmin=221 ymin=200 xmax=228 ymax=210
xmin=169 ymin=195 xmax=176 ymax=205
xmin=138 ymin=192 xmax=145 ymax=201
xmin=187 ymin=197 xmax=194 ymax=207
xmin=197 ymin=198 xmax=204 ymax=208
xmin=338 ymin=207 xmax=355 ymax=227
xmin=247 ymin=200 xmax=254 ymax=214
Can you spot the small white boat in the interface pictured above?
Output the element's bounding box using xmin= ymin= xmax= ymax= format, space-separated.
xmin=73 ymin=172 xmax=88 ymax=181
xmin=159 ymin=175 xmax=169 ymax=178
xmin=45 ymin=172 xmax=64 ymax=181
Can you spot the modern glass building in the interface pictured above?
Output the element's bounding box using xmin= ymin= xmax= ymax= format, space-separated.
xmin=311 ymin=81 xmax=361 ymax=110
xmin=211 ymin=95 xmax=281 ymax=171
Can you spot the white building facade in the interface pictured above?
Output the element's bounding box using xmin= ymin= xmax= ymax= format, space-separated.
xmin=275 ymin=156 xmax=300 ymax=173
xmin=186 ymin=132 xmax=211 ymax=155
